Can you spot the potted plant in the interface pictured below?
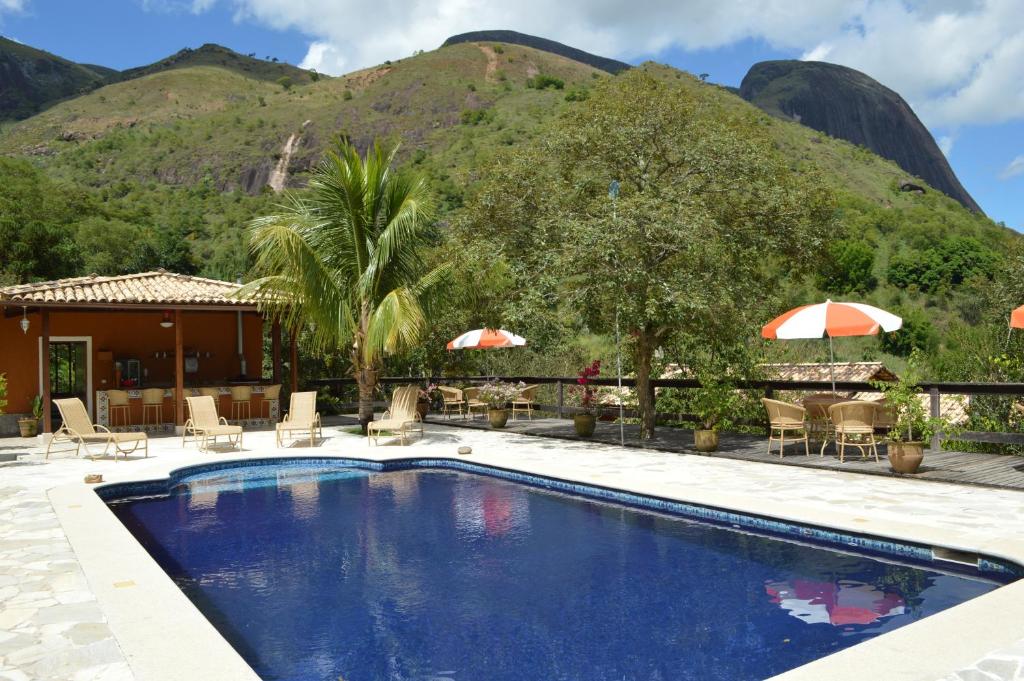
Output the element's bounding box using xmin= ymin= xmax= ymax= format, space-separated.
xmin=478 ymin=380 xmax=523 ymax=428
xmin=872 ymin=351 xmax=950 ymax=474
xmin=18 ymin=395 xmax=43 ymax=438
xmin=569 ymin=360 xmax=602 ymax=437
xmin=690 ymin=377 xmax=737 ymax=452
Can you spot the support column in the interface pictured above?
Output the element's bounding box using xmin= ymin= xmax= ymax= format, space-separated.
xmin=41 ymin=309 xmax=51 ymax=434
xmin=175 ymin=309 xmax=184 ymax=426
xmin=929 ymin=386 xmax=942 ymax=451
xmin=289 ymin=329 xmax=299 ymax=393
xmin=272 ymin=319 xmax=282 ymax=384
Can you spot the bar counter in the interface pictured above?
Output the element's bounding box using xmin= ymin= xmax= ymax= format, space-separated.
xmin=95 ymin=385 xmax=280 ymax=430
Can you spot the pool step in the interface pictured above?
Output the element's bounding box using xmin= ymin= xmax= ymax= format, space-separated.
xmin=932 ymin=546 xmax=980 ymax=568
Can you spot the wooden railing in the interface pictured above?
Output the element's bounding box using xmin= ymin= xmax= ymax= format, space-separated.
xmin=310 ymin=376 xmax=1024 ymax=449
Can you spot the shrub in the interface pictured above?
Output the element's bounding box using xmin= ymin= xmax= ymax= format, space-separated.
xmin=343 ymin=89 xmax=353 ymax=101
xmin=0 ymin=373 xmax=7 ymax=415
xmin=460 ymin=108 xmax=495 ymax=125
xmin=467 ymin=83 xmax=476 ymax=92
xmin=492 ymin=44 xmax=504 ymax=54
xmin=309 ymin=69 xmax=320 ymax=82
xmin=817 ymin=239 xmax=876 ymax=294
xmin=564 ymin=87 xmax=589 ymax=102
xmin=276 ymin=76 xmax=293 ymax=90
xmin=526 ymin=74 xmax=564 ymax=90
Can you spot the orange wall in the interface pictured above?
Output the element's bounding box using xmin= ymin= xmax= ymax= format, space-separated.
xmin=0 ymin=308 xmax=264 ymax=414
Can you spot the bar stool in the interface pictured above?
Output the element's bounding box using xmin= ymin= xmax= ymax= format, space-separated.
xmin=261 ymin=384 xmax=282 ymax=421
xmin=108 ymin=390 xmax=131 ymax=427
xmin=141 ymin=388 xmax=166 ymax=426
xmin=199 ymin=387 xmax=222 ymax=416
xmin=230 ymin=386 xmax=252 ymax=422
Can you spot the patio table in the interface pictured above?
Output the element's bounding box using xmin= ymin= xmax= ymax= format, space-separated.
xmin=801 ymin=394 xmax=846 ymax=455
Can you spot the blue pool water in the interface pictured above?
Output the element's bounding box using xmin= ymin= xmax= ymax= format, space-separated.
xmin=108 ymin=462 xmax=1010 ymax=681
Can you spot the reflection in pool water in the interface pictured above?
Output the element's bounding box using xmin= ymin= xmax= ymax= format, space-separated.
xmin=765 ymin=579 xmax=905 ymax=627
xmin=109 ymin=464 xmax=1007 ymax=681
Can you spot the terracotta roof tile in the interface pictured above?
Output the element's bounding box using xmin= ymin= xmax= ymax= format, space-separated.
xmin=0 ymin=270 xmax=260 ymax=307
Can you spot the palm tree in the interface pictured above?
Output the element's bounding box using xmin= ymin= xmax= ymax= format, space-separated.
xmin=241 ymin=139 xmax=447 ymax=432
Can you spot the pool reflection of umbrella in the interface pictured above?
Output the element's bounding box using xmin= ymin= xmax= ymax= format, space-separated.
xmin=765 ymin=579 xmax=906 ymax=626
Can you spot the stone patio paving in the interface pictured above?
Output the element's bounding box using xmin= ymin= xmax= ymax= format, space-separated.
xmin=2 ymin=420 xmax=1024 ymax=680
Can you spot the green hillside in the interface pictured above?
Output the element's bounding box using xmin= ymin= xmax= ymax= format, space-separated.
xmin=0 ymin=36 xmax=109 ymax=120
xmin=111 ymin=43 xmax=318 ymax=86
xmin=0 ymin=40 xmax=1017 ymax=376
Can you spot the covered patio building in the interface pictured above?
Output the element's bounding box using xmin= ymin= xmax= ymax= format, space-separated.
xmin=0 ymin=270 xmax=296 ymax=435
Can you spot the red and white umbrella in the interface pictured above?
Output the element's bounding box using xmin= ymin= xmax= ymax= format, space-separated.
xmin=446 ymin=328 xmax=526 ymax=350
xmin=762 ymin=300 xmax=902 ymax=391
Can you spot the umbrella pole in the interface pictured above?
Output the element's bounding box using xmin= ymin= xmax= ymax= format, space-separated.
xmin=829 ymin=335 xmax=836 ymax=394
xmin=617 ymin=309 xmax=625 ymax=446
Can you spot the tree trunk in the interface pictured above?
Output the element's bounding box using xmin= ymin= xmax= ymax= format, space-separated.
xmin=356 ymin=366 xmax=379 ymax=434
xmin=635 ymin=330 xmax=656 ymax=440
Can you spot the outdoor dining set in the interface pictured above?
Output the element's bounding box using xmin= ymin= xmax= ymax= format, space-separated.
xmin=762 ymin=394 xmax=894 ymax=462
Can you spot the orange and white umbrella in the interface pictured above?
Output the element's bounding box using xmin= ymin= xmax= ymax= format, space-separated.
xmin=446 ymin=328 xmax=526 ymax=350
xmin=1010 ymin=305 xmax=1024 ymax=329
xmin=762 ymin=300 xmax=902 ymax=391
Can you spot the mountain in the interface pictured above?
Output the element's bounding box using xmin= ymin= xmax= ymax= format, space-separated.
xmin=739 ymin=60 xmax=980 ymax=212
xmin=0 ymin=36 xmax=111 ymax=120
xmin=442 ymin=30 xmax=630 ymax=74
xmin=111 ymin=43 xmax=318 ymax=86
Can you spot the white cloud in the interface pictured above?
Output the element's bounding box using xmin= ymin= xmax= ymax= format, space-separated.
xmin=1001 ymin=155 xmax=1024 ymax=180
xmin=0 ymin=0 xmax=27 ymax=13
xmin=183 ymin=0 xmax=1024 ymax=129
xmin=937 ymin=135 xmax=955 ymax=156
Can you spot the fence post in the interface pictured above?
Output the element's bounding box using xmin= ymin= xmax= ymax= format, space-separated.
xmin=557 ymin=381 xmax=564 ymax=419
xmin=929 ymin=386 xmax=941 ymax=451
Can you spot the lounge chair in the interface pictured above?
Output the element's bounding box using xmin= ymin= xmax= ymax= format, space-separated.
xmin=368 ymin=385 xmax=423 ymax=445
xmin=46 ymin=397 xmax=148 ymax=461
xmin=464 ymin=387 xmax=488 ymax=420
xmin=438 ymin=386 xmax=465 ymax=419
xmin=511 ymin=384 xmax=540 ymax=421
xmin=829 ymin=401 xmax=880 ymax=463
xmin=276 ymin=391 xmax=322 ymax=447
xmin=761 ymin=398 xmax=810 ymax=458
xmin=183 ymin=395 xmax=243 ymax=451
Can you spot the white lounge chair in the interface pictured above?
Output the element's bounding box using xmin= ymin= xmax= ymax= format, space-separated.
xmin=46 ymin=397 xmax=148 ymax=461
xmin=276 ymin=391 xmax=322 ymax=447
xmin=183 ymin=395 xmax=243 ymax=451
xmin=368 ymin=385 xmax=423 ymax=445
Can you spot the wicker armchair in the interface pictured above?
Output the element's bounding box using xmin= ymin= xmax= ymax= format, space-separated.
xmin=511 ymin=385 xmax=540 ymax=421
xmin=829 ymin=401 xmax=880 ymax=463
xmin=464 ymin=387 xmax=487 ymax=420
xmin=437 ymin=386 xmax=465 ymax=419
xmin=761 ymin=398 xmax=810 ymax=458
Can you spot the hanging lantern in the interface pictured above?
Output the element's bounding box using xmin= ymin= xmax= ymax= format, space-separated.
xmin=160 ymin=311 xmax=174 ymax=329
xmin=19 ymin=307 xmax=29 ymax=334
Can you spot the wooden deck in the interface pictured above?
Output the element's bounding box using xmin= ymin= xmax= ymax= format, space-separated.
xmin=425 ymin=413 xmax=1024 ymax=491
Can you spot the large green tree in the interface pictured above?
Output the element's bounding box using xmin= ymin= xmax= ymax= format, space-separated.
xmin=464 ymin=69 xmax=834 ymax=438
xmin=241 ymin=140 xmax=447 ymax=431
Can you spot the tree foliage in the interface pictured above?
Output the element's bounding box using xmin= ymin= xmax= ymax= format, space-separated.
xmin=241 ymin=140 xmax=449 ymax=430
xmin=461 ymin=70 xmax=835 ymax=437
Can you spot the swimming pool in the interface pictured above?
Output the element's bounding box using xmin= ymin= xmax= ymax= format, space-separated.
xmin=105 ymin=459 xmax=1018 ymax=681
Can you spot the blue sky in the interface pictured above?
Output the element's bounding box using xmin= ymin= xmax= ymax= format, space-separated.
xmin=2 ymin=0 xmax=1021 ymax=230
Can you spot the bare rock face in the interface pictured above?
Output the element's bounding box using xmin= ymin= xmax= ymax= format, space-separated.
xmin=739 ymin=60 xmax=980 ymax=213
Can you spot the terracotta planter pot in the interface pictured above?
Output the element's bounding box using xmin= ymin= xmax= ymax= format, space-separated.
xmin=488 ymin=409 xmax=509 ymax=429
xmin=694 ymin=429 xmax=719 ymax=452
xmin=887 ymin=441 xmax=925 ymax=474
xmin=574 ymin=414 xmax=596 ymax=437
xmin=416 ymin=401 xmax=429 ymax=421
xmin=18 ymin=418 xmax=38 ymax=438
